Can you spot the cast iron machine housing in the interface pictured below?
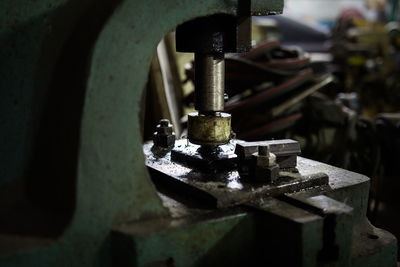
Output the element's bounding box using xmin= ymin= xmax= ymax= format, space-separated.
xmin=0 ymin=0 xmax=397 ymax=266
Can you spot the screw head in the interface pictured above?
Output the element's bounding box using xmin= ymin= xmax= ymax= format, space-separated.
xmin=159 ymin=119 xmax=170 ymax=127
xmin=156 ymin=119 xmax=173 ymax=135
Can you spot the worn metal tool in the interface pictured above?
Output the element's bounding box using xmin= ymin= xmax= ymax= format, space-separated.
xmin=176 ymin=13 xmax=251 ymax=146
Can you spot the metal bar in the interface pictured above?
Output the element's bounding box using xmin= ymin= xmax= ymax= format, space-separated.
xmin=195 ymin=53 xmax=225 ymax=113
xmin=157 ymin=39 xmax=182 ymax=136
xmin=270 ymin=74 xmax=334 ymax=117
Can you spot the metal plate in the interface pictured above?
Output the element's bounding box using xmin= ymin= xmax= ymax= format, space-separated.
xmin=171 ymin=139 xmax=237 ymax=171
xmin=144 ymin=140 xmax=328 ymax=208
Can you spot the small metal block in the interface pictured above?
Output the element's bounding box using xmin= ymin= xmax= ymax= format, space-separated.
xmin=236 ymin=139 xmax=301 ymax=169
xmin=254 ymin=165 xmax=279 ymax=183
xmin=276 ymin=155 xmax=297 ymax=169
xmin=250 ymin=147 xmax=279 ymax=183
xmin=235 ymin=143 xmax=256 ymax=161
xmin=252 ymin=152 xmax=276 ymax=168
xmin=153 ymin=119 xmax=175 ymax=148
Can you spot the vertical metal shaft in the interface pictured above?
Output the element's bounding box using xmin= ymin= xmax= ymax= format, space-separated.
xmin=194 ymin=53 xmax=225 ymax=113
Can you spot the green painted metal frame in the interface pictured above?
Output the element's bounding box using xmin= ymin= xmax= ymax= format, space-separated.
xmin=110 ymin=157 xmax=397 ymax=267
xmin=0 ymin=0 xmax=282 ymax=266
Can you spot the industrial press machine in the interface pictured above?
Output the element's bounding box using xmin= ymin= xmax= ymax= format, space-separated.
xmin=0 ymin=0 xmax=397 ymax=266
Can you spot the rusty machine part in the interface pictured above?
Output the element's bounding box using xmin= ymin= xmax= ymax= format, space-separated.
xmin=153 ymin=119 xmax=176 ymax=149
xmin=187 ymin=112 xmax=232 ymax=145
xmin=176 ymin=12 xmax=251 ymax=146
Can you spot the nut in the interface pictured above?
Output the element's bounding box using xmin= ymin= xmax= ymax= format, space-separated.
xmin=153 ymin=119 xmax=175 ymax=148
xmin=249 ymin=145 xmax=279 ymax=183
xmin=154 ymin=132 xmax=176 ymax=148
xmin=156 ymin=121 xmax=173 ymax=136
xmin=251 ymin=149 xmax=276 ymax=168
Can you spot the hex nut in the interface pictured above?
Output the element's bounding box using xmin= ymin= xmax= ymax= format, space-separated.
xmin=251 ymin=151 xmax=277 ymax=168
xmin=153 ymin=119 xmax=175 ymax=148
xmin=249 ymin=146 xmax=279 ymax=183
xmin=156 ymin=123 xmax=173 ymax=135
xmin=154 ymin=132 xmax=176 ymax=148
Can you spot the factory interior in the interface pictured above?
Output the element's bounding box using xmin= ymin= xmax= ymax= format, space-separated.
xmin=1 ymin=0 xmax=400 ymax=266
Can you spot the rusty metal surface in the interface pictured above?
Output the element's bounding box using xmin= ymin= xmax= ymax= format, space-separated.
xmin=144 ymin=140 xmax=328 ymax=208
xmin=187 ymin=112 xmax=231 ymax=145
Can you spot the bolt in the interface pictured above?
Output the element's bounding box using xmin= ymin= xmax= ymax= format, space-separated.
xmin=159 ymin=119 xmax=170 ymax=127
xmin=156 ymin=119 xmax=173 ymax=135
xmin=250 ymin=146 xmax=279 ymax=183
xmin=153 ymin=119 xmax=175 ymax=149
xmin=252 ymin=150 xmax=276 ymax=168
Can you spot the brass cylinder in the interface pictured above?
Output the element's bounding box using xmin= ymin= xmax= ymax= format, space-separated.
xmin=194 ymin=53 xmax=225 ymax=113
xmin=188 ymin=112 xmax=231 ymax=145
